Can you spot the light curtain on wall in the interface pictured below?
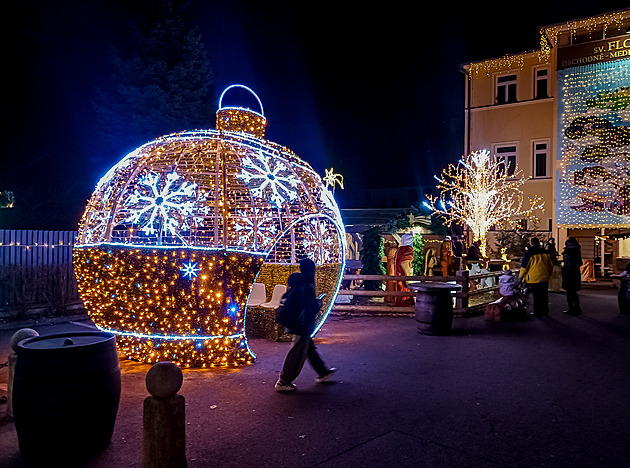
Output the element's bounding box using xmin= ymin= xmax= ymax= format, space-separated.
xmin=556 ymin=58 xmax=630 ymax=227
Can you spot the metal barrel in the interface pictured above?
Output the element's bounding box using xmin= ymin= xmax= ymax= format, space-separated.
xmin=12 ymin=332 xmax=121 ymax=466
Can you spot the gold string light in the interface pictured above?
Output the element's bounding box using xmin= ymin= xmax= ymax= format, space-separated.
xmin=468 ymin=10 xmax=630 ymax=78
xmin=467 ymin=53 xmax=529 ymax=79
xmin=74 ymin=85 xmax=346 ymax=367
xmin=542 ymin=11 xmax=629 ymax=54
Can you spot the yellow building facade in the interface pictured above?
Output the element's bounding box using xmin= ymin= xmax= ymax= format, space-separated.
xmin=463 ymin=8 xmax=630 ymax=276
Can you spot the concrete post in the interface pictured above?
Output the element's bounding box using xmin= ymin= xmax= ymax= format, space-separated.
xmin=143 ymin=361 xmax=186 ymax=468
xmin=6 ymin=328 xmax=39 ymax=419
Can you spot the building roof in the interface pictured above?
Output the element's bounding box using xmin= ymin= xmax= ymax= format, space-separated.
xmin=341 ymin=208 xmax=431 ymax=234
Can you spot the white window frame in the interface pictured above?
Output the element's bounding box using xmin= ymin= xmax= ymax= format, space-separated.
xmin=493 ymin=143 xmax=518 ymax=178
xmin=533 ymin=66 xmax=550 ymax=99
xmin=495 ymin=72 xmax=518 ymax=104
xmin=532 ymin=139 xmax=551 ymax=179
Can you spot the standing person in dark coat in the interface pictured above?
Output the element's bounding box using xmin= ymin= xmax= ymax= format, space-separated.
xmin=562 ymin=237 xmax=583 ymax=315
xmin=620 ymin=263 xmax=630 ymax=314
xmin=275 ymin=258 xmax=336 ymax=392
xmin=452 ymin=236 xmax=464 ymax=258
xmin=466 ymin=239 xmax=483 ymax=271
xmin=545 ymin=237 xmax=559 ymax=264
xmin=467 ymin=240 xmax=483 ymax=261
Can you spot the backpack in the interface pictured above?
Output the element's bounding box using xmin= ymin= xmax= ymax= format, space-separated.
xmin=275 ymin=286 xmax=304 ymax=330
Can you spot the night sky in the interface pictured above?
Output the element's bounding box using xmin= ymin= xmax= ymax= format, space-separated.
xmin=2 ymin=0 xmax=629 ymax=229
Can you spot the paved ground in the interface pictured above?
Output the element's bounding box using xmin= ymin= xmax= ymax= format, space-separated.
xmin=1 ymin=285 xmax=628 ymax=467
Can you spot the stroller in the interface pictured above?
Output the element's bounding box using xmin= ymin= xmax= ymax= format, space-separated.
xmin=484 ymin=270 xmax=529 ymax=321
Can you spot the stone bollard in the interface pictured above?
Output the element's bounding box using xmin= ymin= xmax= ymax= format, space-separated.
xmin=143 ymin=361 xmax=186 ymax=468
xmin=6 ymin=328 xmax=39 ymax=419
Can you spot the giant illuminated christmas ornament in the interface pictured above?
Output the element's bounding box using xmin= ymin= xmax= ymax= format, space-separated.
xmin=424 ymin=150 xmax=545 ymax=255
xmin=74 ymin=85 xmax=346 ymax=367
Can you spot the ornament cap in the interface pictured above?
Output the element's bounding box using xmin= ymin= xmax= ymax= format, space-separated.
xmin=216 ymin=84 xmax=267 ymax=138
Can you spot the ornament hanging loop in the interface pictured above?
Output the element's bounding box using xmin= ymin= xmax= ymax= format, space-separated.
xmin=218 ymin=84 xmax=265 ymax=117
xmin=216 ymin=84 xmax=267 ymax=137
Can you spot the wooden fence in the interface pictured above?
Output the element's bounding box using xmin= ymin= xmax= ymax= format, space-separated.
xmin=0 ymin=230 xmax=81 ymax=315
xmin=0 ymin=229 xmax=513 ymax=318
xmin=332 ymin=269 xmax=514 ymax=316
xmin=0 ymin=230 xmax=77 ymax=265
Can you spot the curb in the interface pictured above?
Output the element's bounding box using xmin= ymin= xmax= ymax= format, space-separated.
xmin=0 ymin=314 xmax=92 ymax=333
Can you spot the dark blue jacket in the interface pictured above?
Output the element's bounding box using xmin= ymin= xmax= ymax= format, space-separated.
xmin=285 ymin=280 xmax=319 ymax=336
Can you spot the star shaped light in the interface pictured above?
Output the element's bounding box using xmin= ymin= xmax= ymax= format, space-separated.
xmin=180 ymin=261 xmax=201 ymax=279
xmin=323 ymin=168 xmax=344 ymax=194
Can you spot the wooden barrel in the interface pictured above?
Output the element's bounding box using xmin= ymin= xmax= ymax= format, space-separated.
xmin=409 ymin=282 xmax=462 ymax=335
xmin=12 ymin=332 xmax=121 ymax=466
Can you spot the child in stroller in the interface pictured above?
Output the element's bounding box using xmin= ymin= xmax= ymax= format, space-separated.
xmin=484 ymin=270 xmax=528 ymax=321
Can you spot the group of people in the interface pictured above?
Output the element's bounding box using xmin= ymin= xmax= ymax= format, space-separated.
xmin=429 ymin=235 xmax=482 ymax=277
xmin=519 ymin=237 xmax=583 ymax=316
xmin=273 ymin=236 xmax=585 ymax=392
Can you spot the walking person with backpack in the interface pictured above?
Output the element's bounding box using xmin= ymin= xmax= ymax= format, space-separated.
xmin=274 ymin=258 xmax=336 ymax=392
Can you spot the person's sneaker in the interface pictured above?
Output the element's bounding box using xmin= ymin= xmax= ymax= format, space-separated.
xmin=316 ymin=368 xmax=337 ymax=383
xmin=274 ymin=380 xmax=296 ymax=392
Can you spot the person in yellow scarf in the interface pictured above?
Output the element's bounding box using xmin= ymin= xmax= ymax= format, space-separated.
xmin=519 ymin=238 xmax=553 ymax=316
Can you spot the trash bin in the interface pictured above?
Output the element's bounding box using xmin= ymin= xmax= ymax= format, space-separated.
xmin=12 ymin=332 xmax=121 ymax=466
xmin=620 ymin=277 xmax=630 ymax=315
xmin=408 ymin=282 xmax=462 ymax=335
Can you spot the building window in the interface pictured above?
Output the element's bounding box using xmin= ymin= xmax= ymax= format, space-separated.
xmin=496 ymin=74 xmax=517 ymax=104
xmin=533 ymin=141 xmax=549 ymax=178
xmin=535 ymin=68 xmax=549 ymax=99
xmin=494 ymin=145 xmax=517 ymax=177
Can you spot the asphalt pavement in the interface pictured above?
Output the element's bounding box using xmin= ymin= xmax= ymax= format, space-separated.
xmin=1 ymin=286 xmax=629 ymax=467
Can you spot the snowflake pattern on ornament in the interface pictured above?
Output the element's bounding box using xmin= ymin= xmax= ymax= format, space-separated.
xmin=123 ymin=171 xmax=197 ymax=238
xmin=302 ymin=218 xmax=335 ymax=264
xmin=237 ymin=152 xmax=299 ymax=207
xmin=83 ymin=211 xmax=111 ymax=244
xmin=232 ymin=207 xmax=278 ymax=250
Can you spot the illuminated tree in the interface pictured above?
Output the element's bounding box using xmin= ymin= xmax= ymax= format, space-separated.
xmin=424 ymin=150 xmax=544 ymax=255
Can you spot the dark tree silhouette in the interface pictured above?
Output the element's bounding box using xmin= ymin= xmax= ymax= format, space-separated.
xmin=93 ymin=0 xmax=215 ymax=153
xmin=360 ymin=227 xmax=386 ymax=291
